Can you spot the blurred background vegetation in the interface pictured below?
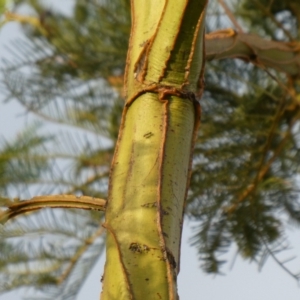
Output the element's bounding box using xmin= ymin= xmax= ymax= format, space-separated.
xmin=0 ymin=0 xmax=300 ymax=298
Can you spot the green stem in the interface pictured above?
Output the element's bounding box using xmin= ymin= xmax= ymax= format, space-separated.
xmin=102 ymin=1 xmax=207 ymax=299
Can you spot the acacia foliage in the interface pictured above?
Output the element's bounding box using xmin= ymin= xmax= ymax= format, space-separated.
xmin=0 ymin=0 xmax=300 ymax=297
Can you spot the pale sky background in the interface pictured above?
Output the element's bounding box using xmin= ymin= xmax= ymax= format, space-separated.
xmin=1 ymin=1 xmax=300 ymax=299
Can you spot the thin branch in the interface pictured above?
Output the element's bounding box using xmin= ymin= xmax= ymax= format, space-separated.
xmin=224 ymin=123 xmax=293 ymax=214
xmin=225 ymin=104 xmax=300 ymax=213
xmin=252 ymin=0 xmax=295 ymax=41
xmin=261 ymin=237 xmax=300 ymax=283
xmin=57 ymin=225 xmax=105 ymax=285
xmin=252 ymin=98 xmax=286 ymax=185
xmin=218 ymin=0 xmax=244 ymax=32
xmin=66 ymin=171 xmax=110 ymax=194
xmin=0 ymin=194 xmax=106 ymax=224
xmin=4 ymin=11 xmax=49 ymax=36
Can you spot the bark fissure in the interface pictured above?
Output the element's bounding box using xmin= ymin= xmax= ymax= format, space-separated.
xmin=102 ymin=223 xmax=134 ymax=299
xmin=184 ymin=11 xmax=205 ymax=86
xmin=156 ymin=0 xmax=190 ymax=82
xmin=122 ymin=136 xmax=136 ymax=209
xmin=156 ymin=95 xmax=174 ymax=300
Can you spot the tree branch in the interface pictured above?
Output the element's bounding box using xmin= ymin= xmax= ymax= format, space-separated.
xmin=0 ymin=194 xmax=106 ymax=224
xmin=206 ymin=29 xmax=300 ymax=78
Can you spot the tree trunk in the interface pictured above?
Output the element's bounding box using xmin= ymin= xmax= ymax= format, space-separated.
xmin=101 ymin=1 xmax=208 ymax=299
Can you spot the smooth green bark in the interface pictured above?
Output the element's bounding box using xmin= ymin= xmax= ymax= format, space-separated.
xmin=101 ymin=1 xmax=208 ymax=299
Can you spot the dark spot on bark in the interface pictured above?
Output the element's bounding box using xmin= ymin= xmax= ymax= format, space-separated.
xmin=142 ymin=202 xmax=157 ymax=208
xmin=129 ymin=242 xmax=150 ymax=253
xmin=143 ymin=132 xmax=154 ymax=138
xmin=162 ymin=209 xmax=169 ymax=215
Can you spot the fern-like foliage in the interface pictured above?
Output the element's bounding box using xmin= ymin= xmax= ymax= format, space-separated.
xmin=187 ymin=0 xmax=300 ymax=276
xmin=0 ymin=209 xmax=105 ymax=300
xmin=1 ymin=0 xmax=300 ymax=298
